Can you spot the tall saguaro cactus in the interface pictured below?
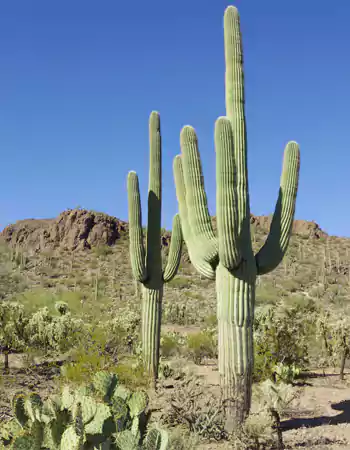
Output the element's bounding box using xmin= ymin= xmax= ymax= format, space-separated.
xmin=173 ymin=6 xmax=300 ymax=426
xmin=128 ymin=111 xmax=183 ymax=386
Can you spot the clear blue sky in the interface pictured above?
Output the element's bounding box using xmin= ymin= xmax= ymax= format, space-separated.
xmin=1 ymin=0 xmax=349 ymax=237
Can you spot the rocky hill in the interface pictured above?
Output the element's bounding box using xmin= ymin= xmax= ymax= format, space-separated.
xmin=1 ymin=208 xmax=327 ymax=254
xmin=0 ymin=209 xmax=350 ymax=450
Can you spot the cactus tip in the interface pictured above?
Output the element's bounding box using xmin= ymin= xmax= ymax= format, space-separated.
xmin=180 ymin=125 xmax=197 ymax=145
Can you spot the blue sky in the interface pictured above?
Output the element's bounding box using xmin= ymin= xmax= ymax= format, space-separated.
xmin=1 ymin=0 xmax=349 ymax=237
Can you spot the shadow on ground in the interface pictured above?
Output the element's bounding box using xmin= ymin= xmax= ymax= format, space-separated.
xmin=282 ymin=400 xmax=350 ymax=431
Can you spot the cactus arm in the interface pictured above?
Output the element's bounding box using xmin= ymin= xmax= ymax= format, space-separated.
xmin=127 ymin=171 xmax=147 ymax=282
xmin=163 ymin=214 xmax=183 ymax=283
xmin=255 ymin=141 xmax=300 ymax=275
xmin=146 ymin=111 xmax=162 ymax=285
xmin=215 ymin=116 xmax=241 ymax=270
xmin=224 ymin=7 xmax=251 ymax=250
xmin=180 ymin=126 xmax=219 ymax=261
xmin=180 ymin=126 xmax=218 ymax=258
xmin=173 ymin=156 xmax=192 ymax=247
xmin=173 ymin=154 xmax=216 ymax=279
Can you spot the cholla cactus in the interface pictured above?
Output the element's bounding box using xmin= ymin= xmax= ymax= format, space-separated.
xmin=127 ymin=112 xmax=183 ymax=385
xmin=3 ymin=371 xmax=169 ymax=450
xmin=104 ymin=309 xmax=141 ymax=354
xmin=256 ymin=380 xmax=297 ymax=450
xmin=26 ymin=307 xmax=84 ymax=353
xmin=55 ymin=301 xmax=69 ymax=316
xmin=173 ymin=6 xmax=300 ymax=426
xmin=273 ymin=362 xmax=301 ymax=385
xmin=316 ymin=308 xmax=350 ymax=379
xmin=0 ymin=301 xmax=28 ymax=370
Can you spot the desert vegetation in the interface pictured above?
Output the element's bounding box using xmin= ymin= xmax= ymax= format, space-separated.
xmin=1 ymin=4 xmax=350 ymax=450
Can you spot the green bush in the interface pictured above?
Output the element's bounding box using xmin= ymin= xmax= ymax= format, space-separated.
xmin=186 ymin=331 xmax=216 ymax=364
xmin=253 ymin=303 xmax=311 ymax=382
xmin=161 ymin=335 xmax=180 ymax=358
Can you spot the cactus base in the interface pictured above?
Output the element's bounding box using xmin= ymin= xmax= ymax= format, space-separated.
xmin=141 ymin=286 xmax=163 ymax=387
xmin=216 ymin=262 xmax=255 ymax=427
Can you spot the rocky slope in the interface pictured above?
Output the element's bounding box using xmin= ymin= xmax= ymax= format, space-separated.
xmin=1 ymin=208 xmax=327 ymax=254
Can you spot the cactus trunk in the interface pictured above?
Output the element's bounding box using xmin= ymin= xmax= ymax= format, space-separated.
xmin=216 ymin=262 xmax=255 ymax=428
xmin=141 ymin=286 xmax=163 ymax=385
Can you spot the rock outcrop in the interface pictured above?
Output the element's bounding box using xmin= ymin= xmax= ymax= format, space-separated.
xmin=249 ymin=214 xmax=327 ymax=239
xmin=1 ymin=208 xmax=327 ymax=254
xmin=1 ymin=209 xmax=128 ymax=253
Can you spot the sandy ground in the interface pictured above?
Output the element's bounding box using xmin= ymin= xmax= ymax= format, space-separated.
xmin=1 ymin=353 xmax=350 ymax=449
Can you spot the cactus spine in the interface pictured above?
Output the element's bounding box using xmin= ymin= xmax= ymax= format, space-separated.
xmin=173 ymin=6 xmax=300 ymax=427
xmin=128 ymin=111 xmax=182 ymax=386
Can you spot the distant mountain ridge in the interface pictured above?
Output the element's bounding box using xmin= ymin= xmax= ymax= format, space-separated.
xmin=0 ymin=208 xmax=327 ymax=254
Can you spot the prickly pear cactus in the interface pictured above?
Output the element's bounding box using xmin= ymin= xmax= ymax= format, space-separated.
xmin=1 ymin=371 xmax=169 ymax=449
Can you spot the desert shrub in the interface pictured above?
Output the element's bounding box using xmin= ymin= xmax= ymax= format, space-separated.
xmin=93 ymin=244 xmax=113 ymax=258
xmin=161 ymin=376 xmax=227 ymax=441
xmin=161 ymin=333 xmax=181 ymax=358
xmin=167 ymin=276 xmax=192 ymax=289
xmin=167 ymin=428 xmax=199 ymax=449
xmin=255 ymin=285 xmax=282 ymax=305
xmin=204 ymin=313 xmax=218 ymax=328
xmin=159 ymin=359 xmax=187 ymax=381
xmin=115 ymin=359 xmax=151 ymax=390
xmin=253 ymin=303 xmax=311 ymax=382
xmin=316 ymin=308 xmax=350 ymax=377
xmin=186 ymin=331 xmax=216 ymax=364
xmin=163 ymin=301 xmax=197 ymax=325
xmin=60 ymin=326 xmax=113 ymax=385
xmin=229 ymin=412 xmax=274 ymax=449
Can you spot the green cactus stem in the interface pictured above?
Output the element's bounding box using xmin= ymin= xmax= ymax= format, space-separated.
xmin=127 ymin=111 xmax=183 ymax=387
xmin=173 ymin=6 xmax=300 ymax=428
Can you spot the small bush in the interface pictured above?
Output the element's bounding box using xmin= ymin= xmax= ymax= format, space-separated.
xmin=115 ymin=359 xmax=151 ymax=389
xmin=93 ymin=244 xmax=113 ymax=258
xmin=167 ymin=277 xmax=192 ymax=289
xmin=253 ymin=303 xmax=311 ymax=382
xmin=161 ymin=334 xmax=180 ymax=358
xmin=187 ymin=331 xmax=216 ymax=364
xmin=59 ymin=326 xmax=111 ymax=385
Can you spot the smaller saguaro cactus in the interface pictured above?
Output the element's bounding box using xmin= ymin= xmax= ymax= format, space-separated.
xmin=127 ymin=111 xmax=183 ymax=386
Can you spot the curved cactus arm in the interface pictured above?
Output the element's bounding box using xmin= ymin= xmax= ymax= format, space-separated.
xmin=180 ymin=126 xmax=218 ymax=262
xmin=255 ymin=141 xmax=300 ymax=275
xmin=224 ymin=6 xmax=251 ymax=241
xmin=146 ymin=111 xmax=162 ymax=284
xmin=215 ymin=116 xmax=241 ymax=270
xmin=173 ymin=156 xmax=192 ymax=248
xmin=127 ymin=171 xmax=147 ymax=282
xmin=163 ymin=214 xmax=183 ymax=282
xmin=173 ymin=154 xmax=216 ymax=279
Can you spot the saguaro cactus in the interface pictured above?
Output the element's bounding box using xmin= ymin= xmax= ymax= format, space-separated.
xmin=173 ymin=6 xmax=300 ymax=426
xmin=128 ymin=111 xmax=182 ymax=386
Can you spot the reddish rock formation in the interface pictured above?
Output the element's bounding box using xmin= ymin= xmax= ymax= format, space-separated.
xmin=1 ymin=209 xmax=128 ymax=252
xmin=1 ymin=208 xmax=327 ymax=254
